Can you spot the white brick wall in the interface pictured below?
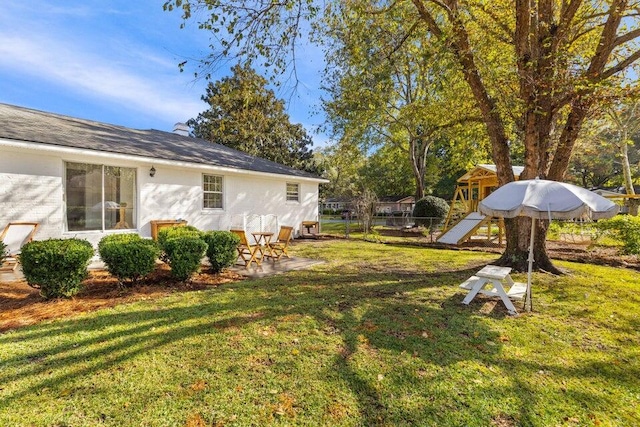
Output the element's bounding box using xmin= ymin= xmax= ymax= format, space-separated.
xmin=0 ymin=172 xmax=63 ymax=240
xmin=139 ymin=165 xmax=319 ymax=237
xmin=0 ymin=148 xmax=63 ymax=242
xmin=1 ymin=144 xmax=321 ymax=246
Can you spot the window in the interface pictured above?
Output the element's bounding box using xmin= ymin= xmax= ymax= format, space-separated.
xmin=286 ymin=183 xmax=300 ymax=202
xmin=65 ymin=162 xmax=136 ymax=231
xmin=203 ymin=174 xmax=224 ymax=209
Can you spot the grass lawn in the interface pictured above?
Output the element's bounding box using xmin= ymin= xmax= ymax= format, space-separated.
xmin=1 ymin=240 xmax=638 ymax=426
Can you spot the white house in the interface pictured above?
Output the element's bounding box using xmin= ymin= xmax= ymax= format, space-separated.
xmin=0 ymin=103 xmax=328 ymax=245
xmin=321 ymin=197 xmax=353 ymax=212
xmin=375 ymin=196 xmax=415 ymax=214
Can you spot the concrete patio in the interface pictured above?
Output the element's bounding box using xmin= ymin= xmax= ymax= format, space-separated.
xmin=232 ymin=256 xmax=325 ymax=278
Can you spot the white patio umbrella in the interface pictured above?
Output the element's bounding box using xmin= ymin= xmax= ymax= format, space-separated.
xmin=478 ymin=178 xmax=618 ymax=311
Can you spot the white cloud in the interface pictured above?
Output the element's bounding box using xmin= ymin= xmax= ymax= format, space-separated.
xmin=0 ymin=1 xmax=328 ymax=136
xmin=0 ymin=32 xmax=203 ymax=124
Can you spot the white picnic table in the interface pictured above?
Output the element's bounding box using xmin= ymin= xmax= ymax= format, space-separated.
xmin=460 ymin=265 xmax=527 ymax=315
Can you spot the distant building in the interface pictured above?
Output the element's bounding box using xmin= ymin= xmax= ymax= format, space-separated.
xmin=321 ymin=197 xmax=353 ymax=212
xmin=376 ymin=196 xmax=415 ymax=214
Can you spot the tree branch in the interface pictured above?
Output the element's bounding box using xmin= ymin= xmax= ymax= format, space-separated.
xmin=385 ymin=20 xmax=422 ymax=61
xmin=586 ymin=0 xmax=626 ymax=76
xmin=613 ymin=27 xmax=640 ymax=47
xmin=472 ymin=6 xmax=513 ymax=44
xmin=552 ymin=0 xmax=583 ymax=54
xmin=599 ymin=49 xmax=640 ymax=80
xmin=411 ymin=0 xmax=445 ymax=38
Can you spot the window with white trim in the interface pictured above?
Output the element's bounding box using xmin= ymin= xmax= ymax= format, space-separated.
xmin=286 ymin=183 xmax=300 ymax=202
xmin=203 ymin=174 xmax=224 ymax=209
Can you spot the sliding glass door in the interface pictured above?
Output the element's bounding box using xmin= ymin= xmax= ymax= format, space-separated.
xmin=65 ymin=162 xmax=136 ymax=231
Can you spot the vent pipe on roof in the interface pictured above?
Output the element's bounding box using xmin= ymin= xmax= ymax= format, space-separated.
xmin=173 ymin=122 xmax=190 ymax=137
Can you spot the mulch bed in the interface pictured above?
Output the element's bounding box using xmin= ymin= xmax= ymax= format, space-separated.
xmin=454 ymin=240 xmax=640 ymax=271
xmin=374 ymin=229 xmax=640 ymax=271
xmin=0 ymin=264 xmax=243 ymax=332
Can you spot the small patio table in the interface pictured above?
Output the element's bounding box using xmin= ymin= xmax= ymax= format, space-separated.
xmin=251 ymin=231 xmax=274 ymax=259
xmin=459 ymin=265 xmax=526 ymax=315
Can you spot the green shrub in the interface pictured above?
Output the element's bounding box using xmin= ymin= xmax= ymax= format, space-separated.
xmin=157 ymin=225 xmax=203 ymax=250
xmin=98 ymin=234 xmax=160 ymax=285
xmin=595 ymin=215 xmax=640 ymax=255
xmin=164 ymin=236 xmax=208 ymax=281
xmin=203 ymin=231 xmax=240 ymax=273
xmin=20 ymin=238 xmax=94 ymax=299
xmin=547 ymin=220 xmax=596 ymax=242
xmin=547 ymin=221 xmax=564 ymax=240
xmin=0 ymin=240 xmax=7 ymax=266
xmin=412 ymin=196 xmax=450 ymax=229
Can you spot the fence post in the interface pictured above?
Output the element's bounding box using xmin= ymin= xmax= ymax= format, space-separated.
xmin=430 ymin=217 xmax=434 ymax=242
xmin=345 ymin=213 xmax=350 ymax=239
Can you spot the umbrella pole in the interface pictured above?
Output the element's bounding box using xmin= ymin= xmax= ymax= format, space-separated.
xmin=526 ymin=218 xmax=535 ymax=312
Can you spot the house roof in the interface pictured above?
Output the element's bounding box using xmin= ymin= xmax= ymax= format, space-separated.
xmin=592 ymin=188 xmax=624 ymax=198
xmin=378 ymin=195 xmax=415 ymax=203
xmin=324 ymin=197 xmax=353 ymax=203
xmin=0 ymin=103 xmax=324 ymax=181
xmin=457 ymin=164 xmax=524 ymax=183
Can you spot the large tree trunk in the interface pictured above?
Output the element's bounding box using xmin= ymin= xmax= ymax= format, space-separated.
xmin=409 ymin=136 xmax=429 ymax=200
xmin=619 ymin=136 xmax=639 ymax=215
xmin=495 ymin=218 xmax=561 ymax=273
xmin=410 ymin=149 xmax=425 ymax=200
xmin=412 ymin=0 xmax=631 ymax=273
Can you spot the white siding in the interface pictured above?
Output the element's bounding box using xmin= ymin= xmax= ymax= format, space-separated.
xmin=1 ymin=144 xmax=320 ymax=246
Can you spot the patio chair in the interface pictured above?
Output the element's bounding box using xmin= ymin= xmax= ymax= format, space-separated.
xmin=0 ymin=222 xmax=39 ymax=271
xmin=269 ymin=226 xmax=294 ymax=260
xmin=230 ymin=229 xmax=262 ymax=268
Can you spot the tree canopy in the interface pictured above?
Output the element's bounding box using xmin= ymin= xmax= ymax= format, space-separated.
xmin=359 ymin=144 xmax=418 ymax=198
xmin=318 ymin=1 xmax=490 ymax=199
xmin=569 ymin=98 xmax=640 ymax=213
xmin=166 ymin=0 xmax=640 ymax=271
xmin=189 ymin=63 xmax=316 ymax=172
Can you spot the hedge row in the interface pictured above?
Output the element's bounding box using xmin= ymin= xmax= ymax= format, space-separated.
xmin=20 ymin=227 xmax=239 ymax=299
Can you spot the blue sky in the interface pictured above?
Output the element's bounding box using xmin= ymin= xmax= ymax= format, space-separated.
xmin=0 ymin=1 xmax=328 ymax=146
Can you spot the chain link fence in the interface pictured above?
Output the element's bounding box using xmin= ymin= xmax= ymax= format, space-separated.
xmin=319 ymin=214 xmax=601 ymax=244
xmin=319 ymin=214 xmax=447 ymax=241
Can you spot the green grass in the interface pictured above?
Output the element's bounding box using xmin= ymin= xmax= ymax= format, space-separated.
xmin=319 ymin=219 xmax=362 ymax=235
xmin=1 ymin=240 xmax=639 ymax=426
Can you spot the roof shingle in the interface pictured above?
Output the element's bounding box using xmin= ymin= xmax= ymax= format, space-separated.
xmin=0 ymin=103 xmax=322 ymax=180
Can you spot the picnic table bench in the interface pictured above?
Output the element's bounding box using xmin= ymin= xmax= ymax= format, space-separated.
xmin=460 ymin=265 xmax=527 ymax=315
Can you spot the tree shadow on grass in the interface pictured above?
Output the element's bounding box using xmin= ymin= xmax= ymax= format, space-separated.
xmin=337 ymin=288 xmax=638 ymax=426
xmin=0 ymin=267 xmax=470 ymax=404
xmin=0 ymin=265 xmax=637 ymax=425
xmin=325 ymin=292 xmax=507 ymax=426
